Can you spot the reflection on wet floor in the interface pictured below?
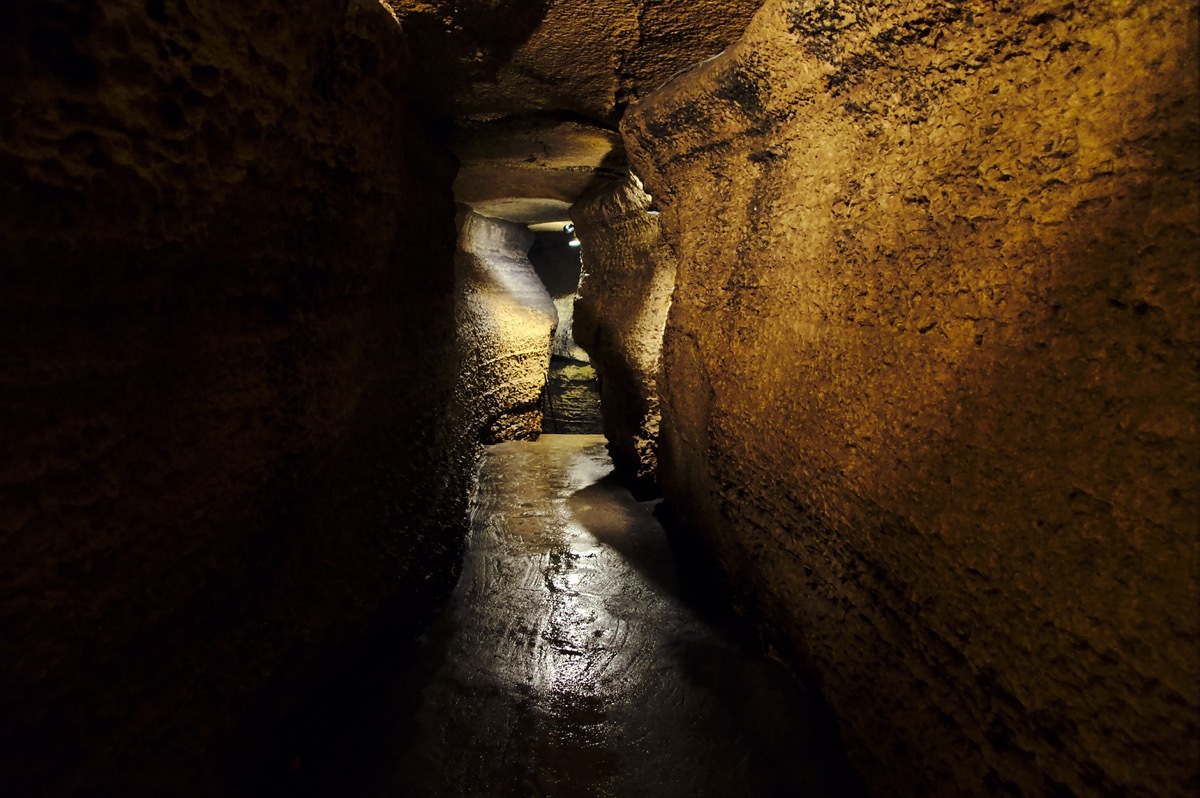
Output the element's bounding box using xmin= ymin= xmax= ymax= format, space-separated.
xmin=386 ymin=435 xmax=861 ymax=797
xmin=271 ymin=435 xmax=861 ymax=797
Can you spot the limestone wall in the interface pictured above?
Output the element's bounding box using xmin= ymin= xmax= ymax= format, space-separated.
xmin=572 ymin=177 xmax=677 ymax=485
xmin=455 ymin=211 xmax=557 ymax=443
xmin=387 ymin=0 xmax=764 ymax=121
xmin=0 ymin=1 xmax=471 ymax=794
xmin=624 ymin=0 xmax=1199 ymax=794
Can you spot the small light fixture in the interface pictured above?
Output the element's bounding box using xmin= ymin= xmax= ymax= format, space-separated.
xmin=568 ymin=238 xmax=581 ymax=247
xmin=564 ymin=223 xmax=575 ymax=234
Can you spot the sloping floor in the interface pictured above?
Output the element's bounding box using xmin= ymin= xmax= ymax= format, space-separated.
xmin=270 ymin=435 xmax=862 ymax=797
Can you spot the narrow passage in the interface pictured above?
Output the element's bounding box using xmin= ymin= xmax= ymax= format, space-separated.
xmin=379 ymin=435 xmax=860 ymax=797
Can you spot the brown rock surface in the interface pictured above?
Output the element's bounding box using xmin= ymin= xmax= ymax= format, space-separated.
xmin=386 ymin=0 xmax=763 ymax=226
xmin=456 ymin=210 xmax=558 ymax=443
xmin=453 ymin=116 xmax=624 ymax=224
xmin=387 ymin=0 xmax=764 ymax=122
xmin=0 ymin=1 xmax=764 ymax=788
xmin=572 ymin=175 xmax=677 ymax=485
xmin=0 ymin=1 xmax=470 ymax=794
xmin=5 ymin=0 xmax=1196 ymax=795
xmin=625 ymin=0 xmax=1199 ymax=795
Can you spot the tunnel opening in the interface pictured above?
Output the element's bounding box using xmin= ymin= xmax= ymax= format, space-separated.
xmin=527 ymin=223 xmax=604 ymax=435
xmin=1 ymin=1 xmax=1195 ymax=796
xmin=447 ymin=108 xmax=626 ymax=445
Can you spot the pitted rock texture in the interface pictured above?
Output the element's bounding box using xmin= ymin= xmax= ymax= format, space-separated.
xmin=387 ymin=0 xmax=763 ymax=228
xmin=543 ymin=361 xmax=605 ymax=434
xmin=625 ymin=1 xmax=1199 ymax=795
xmin=387 ymin=0 xmax=764 ymax=123
xmin=572 ymin=176 xmax=676 ymax=486
xmin=0 ymin=1 xmax=468 ymax=795
xmin=456 ymin=211 xmax=557 ymax=443
xmin=454 ymin=116 xmax=625 ymax=225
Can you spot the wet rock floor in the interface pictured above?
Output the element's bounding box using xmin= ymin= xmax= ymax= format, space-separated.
xmin=272 ymin=435 xmax=861 ymax=797
xmin=543 ymin=358 xmax=604 ymax=434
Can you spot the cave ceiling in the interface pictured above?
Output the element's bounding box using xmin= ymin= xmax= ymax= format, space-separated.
xmin=385 ymin=0 xmax=762 ymax=223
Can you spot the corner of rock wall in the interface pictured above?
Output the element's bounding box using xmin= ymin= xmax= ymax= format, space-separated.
xmin=571 ymin=176 xmax=677 ymax=485
xmin=624 ymin=0 xmax=1200 ymax=795
xmin=0 ymin=2 xmax=470 ymax=795
xmin=455 ymin=210 xmax=557 ymax=443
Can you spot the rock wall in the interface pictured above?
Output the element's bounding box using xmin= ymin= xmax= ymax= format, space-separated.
xmin=572 ymin=176 xmax=676 ymax=485
xmin=455 ymin=211 xmax=557 ymax=443
xmin=387 ymin=0 xmax=764 ymax=122
xmin=0 ymin=1 xmax=471 ymax=795
xmin=624 ymin=0 xmax=1199 ymax=795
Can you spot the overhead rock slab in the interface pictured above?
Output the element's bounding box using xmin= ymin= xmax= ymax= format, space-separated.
xmin=387 ymin=0 xmax=765 ymax=226
xmin=454 ymin=115 xmax=624 ymax=223
xmin=387 ymin=0 xmax=764 ymax=123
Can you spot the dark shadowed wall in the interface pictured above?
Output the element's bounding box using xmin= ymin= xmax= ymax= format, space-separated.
xmin=0 ymin=1 xmax=470 ymax=794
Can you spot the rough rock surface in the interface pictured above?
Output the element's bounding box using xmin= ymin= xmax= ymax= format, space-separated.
xmin=572 ymin=176 xmax=676 ymax=485
xmin=387 ymin=0 xmax=764 ymax=226
xmin=543 ymin=361 xmax=604 ymax=434
xmin=454 ymin=116 xmax=624 ymax=224
xmin=0 ymin=1 xmax=470 ymax=795
xmin=387 ymin=0 xmax=764 ymax=123
xmin=456 ymin=211 xmax=558 ymax=443
xmin=625 ymin=0 xmax=1199 ymax=795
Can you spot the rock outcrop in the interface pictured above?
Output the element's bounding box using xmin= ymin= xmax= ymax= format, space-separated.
xmin=456 ymin=211 xmax=558 ymax=443
xmin=387 ymin=0 xmax=765 ymax=123
xmin=388 ymin=0 xmax=765 ymax=230
xmin=572 ymin=176 xmax=676 ymax=485
xmin=0 ymin=1 xmax=469 ymax=794
xmin=624 ymin=0 xmax=1199 ymax=795
xmin=453 ymin=116 xmax=625 ymax=225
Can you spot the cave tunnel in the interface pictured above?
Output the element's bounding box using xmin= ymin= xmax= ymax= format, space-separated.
xmin=1 ymin=1 xmax=1197 ymax=796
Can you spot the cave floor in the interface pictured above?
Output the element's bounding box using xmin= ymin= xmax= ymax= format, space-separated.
xmin=280 ymin=435 xmax=860 ymax=797
xmin=543 ymin=358 xmax=604 ymax=434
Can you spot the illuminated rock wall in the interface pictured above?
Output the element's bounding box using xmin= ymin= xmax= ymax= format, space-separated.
xmin=572 ymin=176 xmax=677 ymax=484
xmin=0 ymin=1 xmax=470 ymax=794
xmin=625 ymin=0 xmax=1199 ymax=794
xmin=455 ymin=211 xmax=557 ymax=443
